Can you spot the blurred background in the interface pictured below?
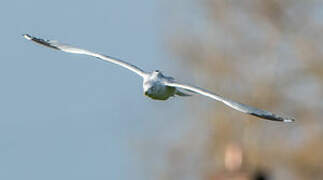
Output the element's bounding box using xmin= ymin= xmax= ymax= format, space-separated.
xmin=0 ymin=0 xmax=322 ymax=180
xmin=165 ymin=0 xmax=323 ymax=179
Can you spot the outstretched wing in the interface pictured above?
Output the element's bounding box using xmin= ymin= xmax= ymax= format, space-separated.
xmin=23 ymin=34 xmax=148 ymax=77
xmin=164 ymin=81 xmax=295 ymax=122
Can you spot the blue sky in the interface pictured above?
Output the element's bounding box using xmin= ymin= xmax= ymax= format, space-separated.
xmin=0 ymin=0 xmax=198 ymax=179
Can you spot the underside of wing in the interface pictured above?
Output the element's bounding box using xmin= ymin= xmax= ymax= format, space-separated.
xmin=165 ymin=81 xmax=295 ymax=122
xmin=23 ymin=34 xmax=147 ymax=77
xmin=175 ymin=89 xmax=192 ymax=97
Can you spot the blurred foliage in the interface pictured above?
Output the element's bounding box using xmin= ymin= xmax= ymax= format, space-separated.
xmin=164 ymin=0 xmax=323 ymax=179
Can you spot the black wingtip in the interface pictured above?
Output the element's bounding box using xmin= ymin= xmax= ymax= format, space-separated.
xmin=22 ymin=34 xmax=60 ymax=50
xmin=249 ymin=112 xmax=295 ymax=123
xmin=23 ymin=34 xmax=32 ymax=40
xmin=283 ymin=117 xmax=296 ymax=123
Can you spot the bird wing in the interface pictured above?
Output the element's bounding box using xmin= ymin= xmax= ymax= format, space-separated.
xmin=23 ymin=34 xmax=148 ymax=77
xmin=164 ymin=81 xmax=295 ymax=122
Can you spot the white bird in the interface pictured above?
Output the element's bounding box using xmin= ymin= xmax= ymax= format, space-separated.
xmin=23 ymin=34 xmax=295 ymax=122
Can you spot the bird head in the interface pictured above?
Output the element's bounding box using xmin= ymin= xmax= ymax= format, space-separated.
xmin=152 ymin=70 xmax=165 ymax=79
xmin=152 ymin=70 xmax=161 ymax=75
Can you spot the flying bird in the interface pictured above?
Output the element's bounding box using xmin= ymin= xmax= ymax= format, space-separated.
xmin=23 ymin=34 xmax=295 ymax=122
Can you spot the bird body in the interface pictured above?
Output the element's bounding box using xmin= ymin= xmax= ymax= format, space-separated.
xmin=23 ymin=34 xmax=295 ymax=122
xmin=143 ymin=71 xmax=176 ymax=100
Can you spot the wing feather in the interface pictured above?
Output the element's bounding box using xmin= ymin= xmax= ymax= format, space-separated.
xmin=23 ymin=34 xmax=147 ymax=77
xmin=165 ymin=81 xmax=295 ymax=122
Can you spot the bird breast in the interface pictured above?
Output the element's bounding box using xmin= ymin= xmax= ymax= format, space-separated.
xmin=144 ymin=83 xmax=176 ymax=100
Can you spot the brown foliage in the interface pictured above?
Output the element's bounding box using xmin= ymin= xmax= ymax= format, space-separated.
xmin=165 ymin=0 xmax=323 ymax=179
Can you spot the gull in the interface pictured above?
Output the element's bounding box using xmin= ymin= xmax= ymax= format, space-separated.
xmin=23 ymin=34 xmax=295 ymax=122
